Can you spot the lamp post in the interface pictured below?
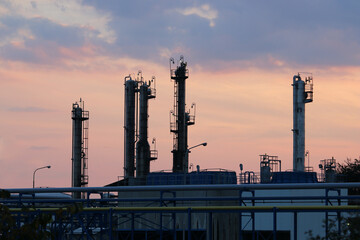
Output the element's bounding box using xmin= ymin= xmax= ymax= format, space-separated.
xmin=185 ymin=142 xmax=207 ymax=172
xmin=33 ymin=165 xmax=51 ymax=188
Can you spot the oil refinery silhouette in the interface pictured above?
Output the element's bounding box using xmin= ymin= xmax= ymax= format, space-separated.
xmin=71 ymin=56 xmax=324 ymax=190
xmin=4 ymin=56 xmax=354 ymax=240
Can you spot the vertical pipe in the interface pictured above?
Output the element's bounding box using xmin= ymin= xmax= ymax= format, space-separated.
xmin=124 ymin=79 xmax=137 ymax=178
xmin=173 ymin=212 xmax=177 ymax=240
xmin=251 ymin=193 xmax=255 ymax=240
xmin=72 ymin=104 xmax=82 ymax=199
xmin=187 ymin=208 xmax=192 ymax=240
xmin=239 ymin=190 xmax=243 ymax=240
xmin=325 ymin=189 xmax=329 ymax=240
xmin=208 ymin=212 xmax=213 ymax=240
xmin=337 ymin=189 xmax=341 ymax=236
xmin=131 ymin=212 xmax=135 ymax=240
xmin=109 ymin=208 xmax=113 ymax=240
xmin=173 ymin=192 xmax=177 ymax=240
xmin=273 ymin=207 xmax=277 ymax=240
xmin=160 ymin=211 xmax=163 ymax=240
xmin=136 ymin=84 xmax=151 ymax=178
xmin=294 ymin=212 xmax=297 ymax=240
xmin=184 ymin=113 xmax=190 ymax=173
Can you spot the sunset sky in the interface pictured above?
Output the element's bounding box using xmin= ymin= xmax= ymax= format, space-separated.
xmin=0 ymin=1 xmax=359 ymax=188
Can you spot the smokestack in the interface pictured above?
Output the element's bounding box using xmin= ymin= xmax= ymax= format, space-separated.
xmin=124 ymin=77 xmax=137 ymax=178
xmin=292 ymin=74 xmax=313 ymax=172
xmin=170 ymin=56 xmax=195 ymax=173
xmin=71 ymin=99 xmax=89 ymax=199
xmin=136 ymin=79 xmax=156 ymax=178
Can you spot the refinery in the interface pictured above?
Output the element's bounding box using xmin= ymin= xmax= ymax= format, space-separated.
xmin=1 ymin=56 xmax=359 ymax=240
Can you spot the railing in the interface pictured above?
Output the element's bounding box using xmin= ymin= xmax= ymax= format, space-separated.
xmin=170 ymin=69 xmax=189 ymax=79
xmin=2 ymin=183 xmax=360 ymax=240
xmin=150 ymin=150 xmax=158 ymax=160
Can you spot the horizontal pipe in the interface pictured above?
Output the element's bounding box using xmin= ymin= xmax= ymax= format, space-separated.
xmin=4 ymin=182 xmax=360 ymax=193
xmin=8 ymin=205 xmax=360 ymax=213
xmin=2 ymin=195 xmax=356 ymax=205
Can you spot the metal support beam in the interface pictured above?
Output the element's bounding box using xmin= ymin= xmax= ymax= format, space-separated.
xmin=294 ymin=212 xmax=297 ymax=240
xmin=273 ymin=207 xmax=277 ymax=240
xmin=188 ymin=208 xmax=192 ymax=240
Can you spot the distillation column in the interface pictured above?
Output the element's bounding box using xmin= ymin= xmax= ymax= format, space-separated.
xmin=71 ymin=99 xmax=89 ymax=199
xmin=124 ymin=77 xmax=137 ymax=178
xmin=170 ymin=57 xmax=195 ymax=173
xmin=292 ymin=74 xmax=313 ymax=172
xmin=136 ymin=79 xmax=156 ymax=178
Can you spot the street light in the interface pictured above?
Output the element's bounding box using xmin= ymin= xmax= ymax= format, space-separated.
xmin=185 ymin=142 xmax=207 ymax=172
xmin=33 ymin=165 xmax=51 ymax=188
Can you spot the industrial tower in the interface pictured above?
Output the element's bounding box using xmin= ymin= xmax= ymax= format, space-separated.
xmin=136 ymin=77 xmax=157 ymax=178
xmin=292 ymin=74 xmax=313 ymax=172
xmin=71 ymin=99 xmax=89 ymax=199
xmin=124 ymin=72 xmax=157 ymax=180
xmin=170 ymin=56 xmax=195 ymax=173
xmin=124 ymin=76 xmax=137 ymax=178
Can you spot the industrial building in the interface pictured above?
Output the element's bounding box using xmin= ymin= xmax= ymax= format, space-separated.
xmin=1 ymin=57 xmax=358 ymax=240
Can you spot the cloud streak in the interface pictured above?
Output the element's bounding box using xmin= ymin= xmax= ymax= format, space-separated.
xmin=177 ymin=4 xmax=218 ymax=27
xmin=0 ymin=0 xmax=115 ymax=44
xmin=8 ymin=107 xmax=52 ymax=112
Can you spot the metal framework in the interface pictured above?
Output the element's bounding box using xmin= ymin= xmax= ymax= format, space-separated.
xmin=259 ymin=154 xmax=281 ymax=183
xmin=2 ymin=183 xmax=360 ymax=240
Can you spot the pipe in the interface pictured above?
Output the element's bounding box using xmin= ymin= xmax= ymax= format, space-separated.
xmin=7 ymin=205 xmax=360 ymax=213
xmin=5 ymin=182 xmax=360 ymax=193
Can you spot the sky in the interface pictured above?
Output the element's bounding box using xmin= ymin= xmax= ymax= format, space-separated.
xmin=0 ymin=0 xmax=359 ymax=188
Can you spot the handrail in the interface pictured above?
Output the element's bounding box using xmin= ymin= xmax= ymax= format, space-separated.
xmin=7 ymin=205 xmax=360 ymax=213
xmin=3 ymin=182 xmax=360 ymax=194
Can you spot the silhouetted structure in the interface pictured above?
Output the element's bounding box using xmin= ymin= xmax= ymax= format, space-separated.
xmin=170 ymin=56 xmax=195 ymax=173
xmin=124 ymin=76 xmax=137 ymax=178
xmin=136 ymin=77 xmax=157 ymax=178
xmin=124 ymin=72 xmax=157 ymax=181
xmin=71 ymin=99 xmax=89 ymax=199
xmin=292 ymin=74 xmax=313 ymax=172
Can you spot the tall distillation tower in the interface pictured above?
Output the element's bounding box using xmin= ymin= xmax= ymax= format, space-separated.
xmin=124 ymin=72 xmax=157 ymax=180
xmin=292 ymin=74 xmax=313 ymax=172
xmin=124 ymin=76 xmax=137 ymax=178
xmin=71 ymin=99 xmax=89 ymax=199
xmin=170 ymin=56 xmax=195 ymax=173
xmin=136 ymin=76 xmax=157 ymax=178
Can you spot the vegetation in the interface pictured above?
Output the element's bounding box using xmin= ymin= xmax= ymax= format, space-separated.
xmin=337 ymin=157 xmax=360 ymax=202
xmin=306 ymin=157 xmax=360 ymax=239
xmin=337 ymin=158 xmax=360 ymax=182
xmin=306 ymin=214 xmax=360 ymax=240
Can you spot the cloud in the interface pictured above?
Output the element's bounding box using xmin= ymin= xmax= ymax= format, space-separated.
xmin=30 ymin=146 xmax=51 ymax=150
xmin=1 ymin=1 xmax=360 ymax=70
xmin=0 ymin=0 xmax=115 ymax=43
xmin=8 ymin=107 xmax=52 ymax=112
xmin=177 ymin=4 xmax=218 ymax=27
